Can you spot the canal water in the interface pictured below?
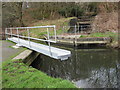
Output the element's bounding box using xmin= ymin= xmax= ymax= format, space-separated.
xmin=31 ymin=45 xmax=120 ymax=88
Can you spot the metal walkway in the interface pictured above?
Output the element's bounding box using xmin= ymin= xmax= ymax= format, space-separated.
xmin=5 ymin=25 xmax=71 ymax=60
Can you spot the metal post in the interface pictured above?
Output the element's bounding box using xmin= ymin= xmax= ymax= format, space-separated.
xmin=17 ymin=28 xmax=18 ymax=43
xmin=47 ymin=28 xmax=52 ymax=56
xmin=47 ymin=28 xmax=50 ymax=40
xmin=27 ymin=28 xmax=31 ymax=47
xmin=65 ymin=26 xmax=67 ymax=33
xmin=78 ymin=24 xmax=79 ymax=34
xmin=10 ymin=28 xmax=12 ymax=38
xmin=54 ymin=25 xmax=57 ymax=42
xmin=5 ymin=28 xmax=8 ymax=40
xmin=75 ymin=25 xmax=77 ymax=46
xmin=17 ymin=28 xmax=20 ymax=44
xmin=81 ymin=25 xmax=82 ymax=33
xmin=75 ymin=25 xmax=76 ymax=36
xmin=63 ymin=26 xmax=64 ymax=35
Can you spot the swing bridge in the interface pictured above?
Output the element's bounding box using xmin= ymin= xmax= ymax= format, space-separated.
xmin=5 ymin=25 xmax=71 ymax=60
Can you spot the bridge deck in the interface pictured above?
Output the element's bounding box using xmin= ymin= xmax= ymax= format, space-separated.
xmin=8 ymin=37 xmax=71 ymax=60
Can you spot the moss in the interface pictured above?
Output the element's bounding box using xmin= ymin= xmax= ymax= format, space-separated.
xmin=2 ymin=59 xmax=76 ymax=88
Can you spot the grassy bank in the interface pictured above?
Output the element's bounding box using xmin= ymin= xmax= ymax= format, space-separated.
xmin=21 ymin=17 xmax=75 ymax=38
xmin=2 ymin=59 xmax=76 ymax=88
xmin=81 ymin=32 xmax=118 ymax=38
xmin=80 ymin=32 xmax=119 ymax=48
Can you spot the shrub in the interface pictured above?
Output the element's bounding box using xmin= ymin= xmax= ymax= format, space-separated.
xmin=58 ymin=5 xmax=85 ymax=17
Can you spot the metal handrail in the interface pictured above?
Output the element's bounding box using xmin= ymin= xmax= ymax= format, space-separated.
xmin=6 ymin=25 xmax=56 ymax=29
xmin=5 ymin=25 xmax=56 ymax=42
xmin=5 ymin=25 xmax=57 ymax=53
xmin=6 ymin=33 xmax=56 ymax=43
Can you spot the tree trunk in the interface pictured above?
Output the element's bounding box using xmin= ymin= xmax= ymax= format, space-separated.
xmin=18 ymin=2 xmax=24 ymax=26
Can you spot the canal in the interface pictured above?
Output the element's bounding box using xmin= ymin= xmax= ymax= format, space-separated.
xmin=31 ymin=45 xmax=120 ymax=88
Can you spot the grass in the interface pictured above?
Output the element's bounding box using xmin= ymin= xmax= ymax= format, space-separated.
xmin=2 ymin=40 xmax=76 ymax=88
xmin=2 ymin=59 xmax=76 ymax=88
xmin=80 ymin=32 xmax=118 ymax=40
xmin=90 ymin=32 xmax=117 ymax=38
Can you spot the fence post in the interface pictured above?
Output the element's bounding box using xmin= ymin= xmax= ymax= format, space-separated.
xmin=78 ymin=24 xmax=79 ymax=34
xmin=63 ymin=26 xmax=64 ymax=35
xmin=54 ymin=25 xmax=57 ymax=42
xmin=10 ymin=28 xmax=12 ymax=38
xmin=47 ymin=28 xmax=52 ymax=56
xmin=74 ymin=25 xmax=77 ymax=46
xmin=75 ymin=25 xmax=76 ymax=36
xmin=17 ymin=28 xmax=20 ymax=44
xmin=47 ymin=28 xmax=50 ymax=40
xmin=81 ymin=25 xmax=82 ymax=33
xmin=5 ymin=28 xmax=8 ymax=40
xmin=27 ymin=28 xmax=31 ymax=47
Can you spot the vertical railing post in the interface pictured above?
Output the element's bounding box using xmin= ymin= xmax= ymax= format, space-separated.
xmin=78 ymin=24 xmax=79 ymax=34
xmin=47 ymin=28 xmax=52 ymax=56
xmin=17 ymin=28 xmax=19 ymax=44
xmin=10 ymin=28 xmax=12 ymax=38
xmin=81 ymin=25 xmax=82 ymax=33
xmin=74 ymin=25 xmax=77 ymax=46
xmin=47 ymin=28 xmax=50 ymax=40
xmin=75 ymin=25 xmax=76 ymax=36
xmin=27 ymin=28 xmax=31 ymax=48
xmin=54 ymin=25 xmax=57 ymax=42
xmin=5 ymin=28 xmax=8 ymax=40
xmin=65 ymin=26 xmax=66 ymax=33
xmin=17 ymin=28 xmax=20 ymax=44
xmin=63 ymin=26 xmax=64 ymax=35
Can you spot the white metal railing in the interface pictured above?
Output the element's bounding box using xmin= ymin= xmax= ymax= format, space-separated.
xmin=5 ymin=25 xmax=57 ymax=49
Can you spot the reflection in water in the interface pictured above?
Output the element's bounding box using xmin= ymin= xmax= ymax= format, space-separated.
xmin=31 ymin=47 xmax=120 ymax=88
